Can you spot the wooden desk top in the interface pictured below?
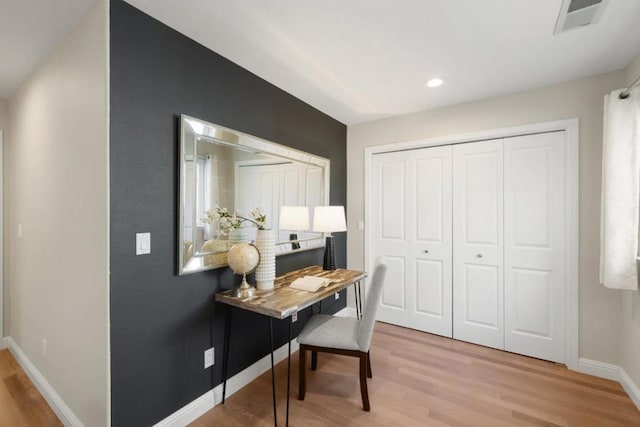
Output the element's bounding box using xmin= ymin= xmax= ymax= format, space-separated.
xmin=215 ymin=265 xmax=366 ymax=319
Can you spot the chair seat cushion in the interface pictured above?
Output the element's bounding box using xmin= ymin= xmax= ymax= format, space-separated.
xmin=297 ymin=314 xmax=361 ymax=351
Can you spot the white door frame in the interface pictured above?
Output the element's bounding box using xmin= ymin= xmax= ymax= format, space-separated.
xmin=364 ymin=118 xmax=579 ymax=370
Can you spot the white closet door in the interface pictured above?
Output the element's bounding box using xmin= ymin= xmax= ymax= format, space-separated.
xmin=280 ymin=163 xmax=306 ymax=242
xmin=504 ymin=132 xmax=565 ymax=363
xmin=281 ymin=164 xmax=305 ymax=206
xmin=372 ymin=146 xmax=453 ymax=337
xmin=372 ymin=151 xmax=409 ymax=328
xmin=453 ymin=140 xmax=504 ymax=349
xmin=236 ymin=164 xmax=280 ymax=234
xmin=303 ymin=168 xmax=324 ymax=243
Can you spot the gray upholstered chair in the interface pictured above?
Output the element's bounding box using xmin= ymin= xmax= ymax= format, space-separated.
xmin=297 ymin=259 xmax=387 ymax=411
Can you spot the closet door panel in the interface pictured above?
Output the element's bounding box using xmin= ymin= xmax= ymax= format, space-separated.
xmin=279 ymin=164 xmax=306 ymax=242
xmin=416 ymin=158 xmax=445 ymax=242
xmin=464 ymin=264 xmax=500 ymax=328
xmin=372 ymin=146 xmax=452 ymax=336
xmin=282 ymin=168 xmax=303 ymax=206
xmin=504 ymin=132 xmax=565 ymax=363
xmin=463 ymin=152 xmax=501 ymax=246
xmin=236 ymin=164 xmax=280 ymax=239
xmin=381 ymin=160 xmax=406 ymax=240
xmin=415 ymin=259 xmax=444 ymax=318
xmin=410 ymin=146 xmax=452 ymax=336
xmin=300 ymin=167 xmax=323 ymax=243
xmin=382 ymin=256 xmax=407 ymax=309
xmin=453 ymin=140 xmax=504 ymax=350
xmin=510 ymin=268 xmax=552 ymax=337
xmin=257 ymin=170 xmax=279 ymax=232
xmin=372 ymin=152 xmax=411 ymax=326
xmin=305 ymin=168 xmax=323 ymax=209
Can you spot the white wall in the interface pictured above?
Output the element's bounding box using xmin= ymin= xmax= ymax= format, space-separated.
xmin=620 ymin=51 xmax=640 ymax=390
xmin=7 ymin=0 xmax=109 ymax=425
xmin=347 ymin=70 xmax=625 ymax=364
xmin=0 ymin=99 xmax=7 ymax=129
xmin=0 ymin=98 xmax=6 ymax=339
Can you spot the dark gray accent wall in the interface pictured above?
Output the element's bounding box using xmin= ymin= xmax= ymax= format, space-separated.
xmin=109 ymin=1 xmax=347 ymax=425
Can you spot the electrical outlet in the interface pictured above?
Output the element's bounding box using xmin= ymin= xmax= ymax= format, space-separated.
xmin=335 ymin=292 xmax=340 ymax=301
xmin=42 ymin=339 xmax=47 ymax=358
xmin=292 ymin=312 xmax=298 ymax=323
xmin=204 ymin=347 xmax=215 ymax=369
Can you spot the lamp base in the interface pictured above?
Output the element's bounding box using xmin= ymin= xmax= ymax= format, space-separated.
xmin=323 ymin=235 xmax=336 ymax=271
xmin=234 ymin=275 xmax=255 ymax=298
xmin=289 ymin=233 xmax=301 ymax=250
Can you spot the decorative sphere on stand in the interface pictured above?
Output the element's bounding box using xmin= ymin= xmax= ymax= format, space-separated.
xmin=227 ymin=243 xmax=260 ymax=298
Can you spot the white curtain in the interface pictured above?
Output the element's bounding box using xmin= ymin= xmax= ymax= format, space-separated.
xmin=600 ymin=87 xmax=640 ymax=290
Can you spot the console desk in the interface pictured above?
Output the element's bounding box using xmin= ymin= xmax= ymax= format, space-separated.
xmin=215 ymin=265 xmax=366 ymax=426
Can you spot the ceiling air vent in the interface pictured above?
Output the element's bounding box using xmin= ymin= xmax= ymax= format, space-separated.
xmin=554 ymin=0 xmax=609 ymax=34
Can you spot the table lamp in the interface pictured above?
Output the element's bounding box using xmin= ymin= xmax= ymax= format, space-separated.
xmin=279 ymin=206 xmax=310 ymax=250
xmin=313 ymin=206 xmax=347 ymax=270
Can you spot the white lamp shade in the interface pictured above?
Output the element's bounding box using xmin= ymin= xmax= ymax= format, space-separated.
xmin=279 ymin=206 xmax=310 ymax=231
xmin=313 ymin=206 xmax=347 ymax=233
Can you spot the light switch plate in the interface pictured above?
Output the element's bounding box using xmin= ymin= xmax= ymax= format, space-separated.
xmin=136 ymin=232 xmax=151 ymax=255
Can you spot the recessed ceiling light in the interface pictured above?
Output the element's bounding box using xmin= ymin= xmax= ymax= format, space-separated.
xmin=426 ymin=77 xmax=444 ymax=88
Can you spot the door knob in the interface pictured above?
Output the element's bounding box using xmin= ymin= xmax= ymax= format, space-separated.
xmin=476 ymin=253 xmax=483 ymax=258
xmin=424 ymin=250 xmax=429 ymax=254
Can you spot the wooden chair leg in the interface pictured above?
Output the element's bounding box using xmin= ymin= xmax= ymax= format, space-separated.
xmin=367 ymin=351 xmax=372 ymax=378
xmin=359 ymin=352 xmax=370 ymax=411
xmin=298 ymin=345 xmax=306 ymax=400
xmin=311 ymin=350 xmax=318 ymax=371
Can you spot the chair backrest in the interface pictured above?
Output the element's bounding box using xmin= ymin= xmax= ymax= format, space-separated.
xmin=356 ymin=258 xmax=387 ymax=352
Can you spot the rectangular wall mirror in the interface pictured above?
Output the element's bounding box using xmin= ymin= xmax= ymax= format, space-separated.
xmin=179 ymin=115 xmax=330 ymax=275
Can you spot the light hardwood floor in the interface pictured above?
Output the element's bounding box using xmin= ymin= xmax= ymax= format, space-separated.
xmin=193 ymin=322 xmax=640 ymax=426
xmin=0 ymin=349 xmax=61 ymax=427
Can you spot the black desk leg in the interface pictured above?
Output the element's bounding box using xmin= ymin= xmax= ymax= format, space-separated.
xmin=222 ymin=305 xmax=232 ymax=404
xmin=353 ymin=287 xmax=359 ymax=320
xmin=354 ymin=282 xmax=363 ymax=320
xmin=269 ymin=318 xmax=278 ymax=426
xmin=358 ymin=281 xmax=363 ymax=319
xmin=286 ymin=317 xmax=292 ymax=426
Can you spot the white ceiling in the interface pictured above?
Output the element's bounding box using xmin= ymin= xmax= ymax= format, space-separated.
xmin=0 ymin=0 xmax=95 ymax=99
xmin=2 ymin=1 xmax=640 ymax=125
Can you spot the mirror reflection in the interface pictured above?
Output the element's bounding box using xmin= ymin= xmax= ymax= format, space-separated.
xmin=179 ymin=115 xmax=330 ymax=275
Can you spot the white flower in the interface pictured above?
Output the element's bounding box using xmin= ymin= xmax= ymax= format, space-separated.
xmin=202 ymin=205 xmax=267 ymax=235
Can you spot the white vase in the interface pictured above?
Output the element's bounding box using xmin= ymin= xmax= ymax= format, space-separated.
xmin=228 ymin=228 xmax=253 ymax=247
xmin=255 ymin=229 xmax=276 ymax=290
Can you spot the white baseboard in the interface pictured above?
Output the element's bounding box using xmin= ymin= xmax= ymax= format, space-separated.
xmin=154 ymin=336 xmax=301 ymax=426
xmin=523 ymin=357 xmax=639 ymax=412
xmin=4 ymin=337 xmax=83 ymax=426
xmin=572 ymin=358 xmax=640 ymax=411
xmin=156 ymin=307 xmax=355 ymax=426
xmin=575 ymin=357 xmax=620 ymax=381
xmin=154 ymin=387 xmax=215 ymax=427
xmin=0 ymin=337 xmax=7 ymax=350
xmin=620 ymin=368 xmax=640 ymax=411
xmin=154 ymin=307 xmax=356 ymax=427
xmin=335 ymin=307 xmax=357 ymax=318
